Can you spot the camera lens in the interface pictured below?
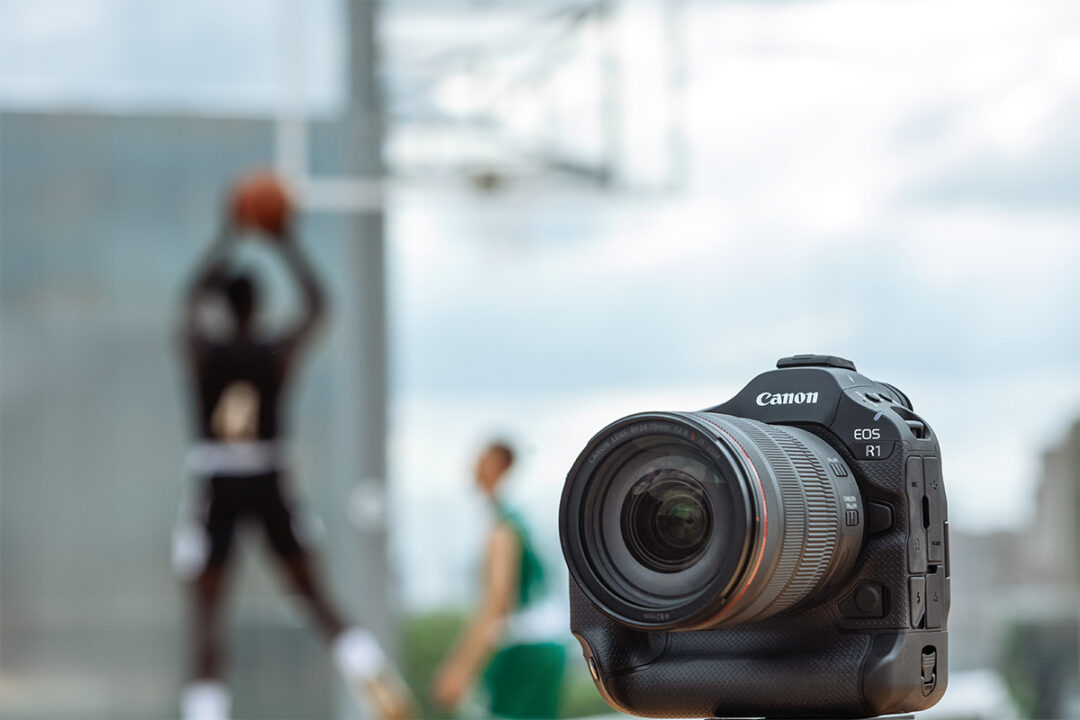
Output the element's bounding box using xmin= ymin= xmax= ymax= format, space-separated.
xmin=559 ymin=411 xmax=863 ymax=631
xmin=622 ymin=473 xmax=712 ymax=572
xmin=561 ymin=422 xmax=749 ymax=627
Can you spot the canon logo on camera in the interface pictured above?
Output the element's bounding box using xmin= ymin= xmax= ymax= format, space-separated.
xmin=755 ymin=391 xmax=820 ymax=406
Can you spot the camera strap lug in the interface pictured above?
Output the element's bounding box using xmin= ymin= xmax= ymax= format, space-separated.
xmin=921 ymin=647 xmax=938 ymax=696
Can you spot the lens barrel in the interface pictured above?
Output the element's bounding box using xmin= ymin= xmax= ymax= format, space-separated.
xmin=559 ymin=412 xmax=863 ymax=630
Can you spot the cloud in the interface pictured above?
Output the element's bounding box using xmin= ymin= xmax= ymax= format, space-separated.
xmin=386 ymin=0 xmax=1080 ymax=572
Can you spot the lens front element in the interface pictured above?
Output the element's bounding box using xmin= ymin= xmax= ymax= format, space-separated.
xmin=623 ymin=472 xmax=712 ymax=572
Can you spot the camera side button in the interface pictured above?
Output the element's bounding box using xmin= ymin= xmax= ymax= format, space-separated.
xmin=909 ymin=576 xmax=926 ymax=628
xmin=867 ymin=501 xmax=893 ymax=534
xmin=926 ymin=570 xmax=945 ymax=629
xmin=944 ymin=576 xmax=952 ymax=618
xmin=944 ymin=522 xmax=951 ymax=576
xmin=839 ymin=581 xmax=886 ymax=618
xmin=925 ymin=457 xmax=946 ymax=564
xmin=905 ymin=457 xmax=928 ymax=574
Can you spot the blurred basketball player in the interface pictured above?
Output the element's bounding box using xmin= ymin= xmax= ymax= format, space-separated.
xmin=432 ymin=442 xmax=567 ymax=719
xmin=175 ymin=173 xmax=413 ymax=720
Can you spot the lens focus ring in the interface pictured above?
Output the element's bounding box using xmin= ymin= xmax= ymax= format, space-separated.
xmin=721 ymin=416 xmax=842 ymax=618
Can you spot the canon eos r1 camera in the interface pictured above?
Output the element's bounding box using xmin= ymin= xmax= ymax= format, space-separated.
xmin=559 ymin=355 xmax=949 ymax=718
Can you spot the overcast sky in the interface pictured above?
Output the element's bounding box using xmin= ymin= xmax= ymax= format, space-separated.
xmin=387 ymin=0 xmax=1080 ymax=608
xmin=2 ymin=0 xmax=1077 ymax=609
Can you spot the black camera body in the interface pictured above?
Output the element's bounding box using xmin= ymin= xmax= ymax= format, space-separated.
xmin=559 ymin=355 xmax=949 ymax=718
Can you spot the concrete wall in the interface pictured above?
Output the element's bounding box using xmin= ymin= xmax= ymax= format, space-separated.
xmin=0 ymin=111 xmax=389 ymax=718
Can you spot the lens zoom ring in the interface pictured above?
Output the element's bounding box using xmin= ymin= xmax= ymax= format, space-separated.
xmin=726 ymin=418 xmax=839 ymax=615
xmin=768 ymin=426 xmax=838 ymax=610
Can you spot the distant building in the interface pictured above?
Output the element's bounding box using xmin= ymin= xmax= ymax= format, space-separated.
xmin=1028 ymin=420 xmax=1080 ymax=587
xmin=945 ymin=417 xmax=1079 ymax=720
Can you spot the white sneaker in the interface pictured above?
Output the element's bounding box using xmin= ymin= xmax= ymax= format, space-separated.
xmin=333 ymin=627 xmax=387 ymax=682
xmin=181 ymin=680 xmax=230 ymax=720
xmin=332 ymin=628 xmax=418 ymax=720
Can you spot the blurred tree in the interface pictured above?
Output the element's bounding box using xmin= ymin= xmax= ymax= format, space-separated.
xmin=557 ymin=671 xmax=611 ymax=719
xmin=404 ymin=611 xmax=468 ymax=718
xmin=1000 ymin=618 xmax=1080 ymax=719
xmin=403 ymin=610 xmax=610 ymax=718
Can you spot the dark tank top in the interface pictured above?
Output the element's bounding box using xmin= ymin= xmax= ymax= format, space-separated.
xmin=192 ymin=339 xmax=289 ymax=441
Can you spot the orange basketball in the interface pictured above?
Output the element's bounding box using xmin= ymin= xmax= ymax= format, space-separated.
xmin=230 ymin=171 xmax=292 ymax=238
